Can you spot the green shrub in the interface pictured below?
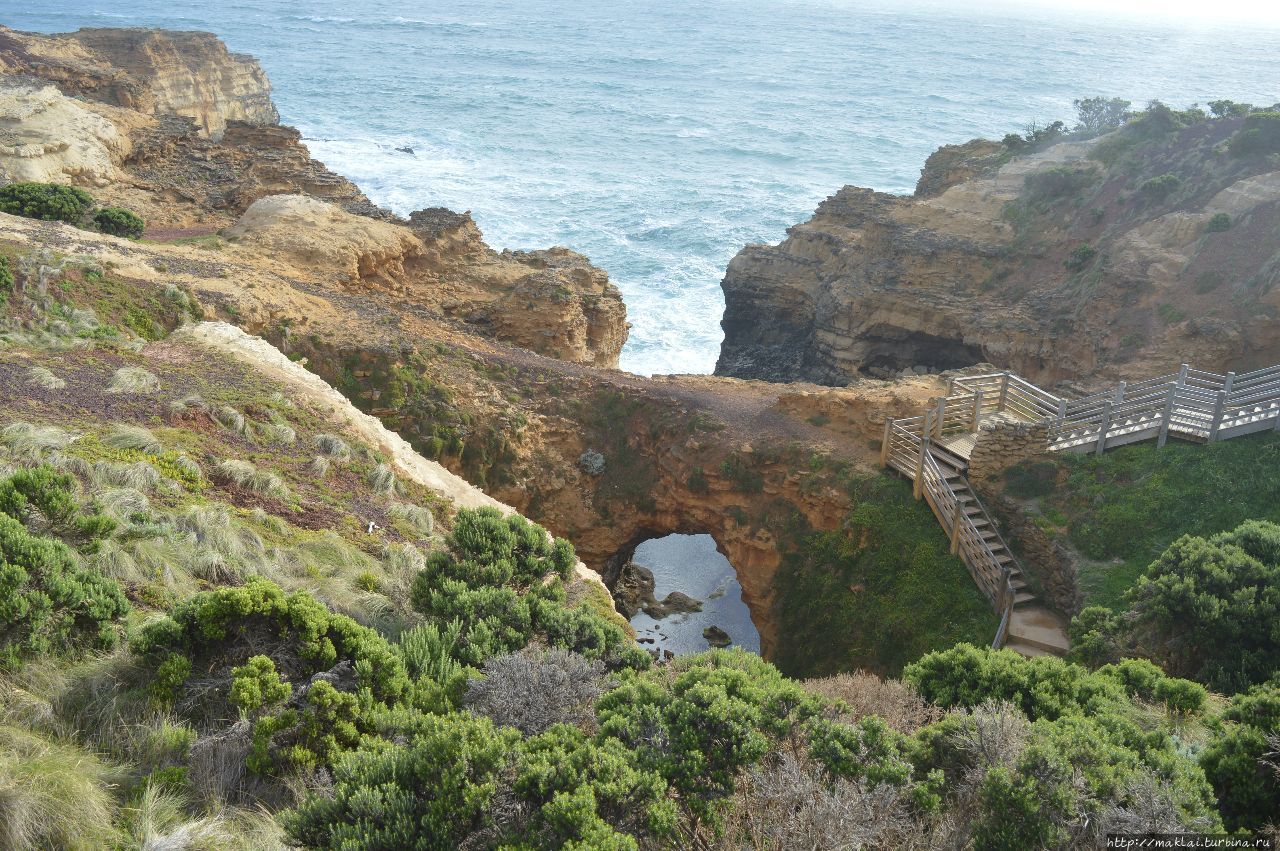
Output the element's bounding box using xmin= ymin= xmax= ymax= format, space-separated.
xmin=0 ymin=256 xmax=12 ymax=306
xmin=248 ymin=680 xmax=360 ymax=775
xmin=92 ymin=206 xmax=145 ymax=239
xmin=284 ymin=711 xmax=519 ymax=850
xmin=408 ymin=507 xmax=643 ymax=670
xmin=1228 ymin=111 xmax=1280 ymax=157
xmin=0 ymin=465 xmax=117 ymax=546
xmin=133 ymin=576 xmax=409 ymax=707
xmin=1205 ymin=212 xmax=1231 ymax=233
xmin=0 ymin=182 xmax=94 ymax=223
xmin=1120 ymin=520 xmax=1280 ymax=691
xmin=0 ymin=513 xmax=129 ymax=668
xmin=597 ymin=650 xmax=818 ymax=833
xmin=1023 ymin=166 xmax=1097 ymax=203
xmin=1073 ymin=96 xmax=1132 ymax=135
xmin=1063 ymin=243 xmax=1097 ymax=272
xmin=1200 ymin=685 xmax=1280 ymax=830
xmin=1002 ymin=460 xmax=1058 ymax=499
xmin=229 ymin=655 xmax=292 ymax=714
xmin=1140 ymin=173 xmax=1182 ymax=200
xmin=1067 ymin=606 xmax=1123 ymax=668
xmin=903 ymin=644 xmax=1124 ymax=722
xmin=1153 ymin=676 xmax=1206 ymax=714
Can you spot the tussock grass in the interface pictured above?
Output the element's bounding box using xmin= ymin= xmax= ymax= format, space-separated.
xmin=306 ymin=456 xmax=330 ymax=479
xmin=132 ymin=783 xmax=231 ymax=851
xmin=1 ymin=423 xmax=79 ymax=459
xmin=173 ymin=454 xmax=202 ymax=482
xmin=90 ymin=539 xmax=146 ymax=584
xmin=388 ymin=502 xmax=434 ymax=537
xmin=313 ymin=433 xmax=350 ymax=458
xmin=104 ymin=423 xmax=163 ymax=455
xmin=256 ymin=423 xmax=296 ymax=446
xmin=0 ymin=724 xmax=120 ymax=850
xmin=107 ymin=367 xmax=160 ymax=395
xmin=24 ymin=367 xmax=66 ymax=390
xmin=97 ymin=487 xmax=151 ymax=522
xmin=167 ymin=394 xmax=207 ymax=417
xmin=212 ymin=406 xmax=249 ymax=437
xmin=92 ymin=459 xmax=162 ymax=491
xmin=367 ymin=463 xmax=396 ymax=495
xmin=212 ymin=460 xmax=291 ymax=501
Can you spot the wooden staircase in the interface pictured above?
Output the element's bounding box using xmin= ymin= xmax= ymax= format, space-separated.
xmin=882 ymin=360 xmax=1280 ymax=657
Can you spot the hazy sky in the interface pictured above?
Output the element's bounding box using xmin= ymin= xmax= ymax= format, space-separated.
xmin=1021 ymin=0 xmax=1280 ymax=24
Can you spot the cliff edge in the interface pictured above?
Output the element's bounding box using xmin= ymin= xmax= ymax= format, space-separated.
xmin=716 ymin=108 xmax=1280 ymax=388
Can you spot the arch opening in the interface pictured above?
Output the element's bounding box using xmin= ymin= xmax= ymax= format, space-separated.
xmin=611 ymin=533 xmax=760 ymax=657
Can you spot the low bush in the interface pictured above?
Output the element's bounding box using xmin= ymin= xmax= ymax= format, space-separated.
xmin=0 ymin=512 xmax=129 ymax=669
xmin=1199 ymin=684 xmax=1280 ymax=830
xmin=1063 ymin=243 xmax=1097 ymax=272
xmin=1228 ymin=111 xmax=1280 ymax=157
xmin=1205 ymin=212 xmax=1231 ymax=233
xmin=92 ymin=206 xmax=145 ymax=239
xmin=464 ymin=646 xmax=608 ymax=736
xmin=0 ymin=464 xmax=117 ymax=545
xmin=1023 ymin=165 xmax=1097 ymax=204
xmin=1140 ymin=173 xmax=1182 ymax=200
xmin=0 ymin=182 xmax=93 ymax=224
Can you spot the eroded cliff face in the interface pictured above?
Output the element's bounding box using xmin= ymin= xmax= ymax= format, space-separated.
xmin=0 ymin=26 xmax=277 ymax=138
xmin=718 ymin=117 xmax=1280 ymax=389
xmin=0 ymin=26 xmax=628 ymax=368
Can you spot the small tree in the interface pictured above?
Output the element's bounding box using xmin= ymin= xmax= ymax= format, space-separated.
xmin=1074 ymin=97 xmax=1132 ymax=135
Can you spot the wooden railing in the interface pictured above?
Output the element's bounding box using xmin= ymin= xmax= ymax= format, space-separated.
xmin=881 ymin=413 xmax=1023 ymax=648
xmin=949 ymin=364 xmax=1280 ymax=454
xmin=883 ymin=360 xmax=1280 ymax=651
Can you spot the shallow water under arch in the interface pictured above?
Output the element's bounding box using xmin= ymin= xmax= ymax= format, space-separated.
xmin=627 ymin=533 xmax=760 ymax=656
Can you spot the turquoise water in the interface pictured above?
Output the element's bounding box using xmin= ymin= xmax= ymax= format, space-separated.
xmin=11 ymin=2 xmax=1280 ymax=375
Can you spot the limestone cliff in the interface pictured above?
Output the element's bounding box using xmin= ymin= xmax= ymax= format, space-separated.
xmin=718 ymin=114 xmax=1280 ymax=388
xmin=0 ymin=25 xmax=628 ymax=368
xmin=0 ymin=26 xmax=277 ymax=138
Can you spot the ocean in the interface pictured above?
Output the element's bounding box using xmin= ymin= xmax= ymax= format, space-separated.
xmin=10 ymin=1 xmax=1280 ymax=377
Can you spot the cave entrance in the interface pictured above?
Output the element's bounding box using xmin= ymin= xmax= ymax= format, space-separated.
xmin=857 ymin=329 xmax=985 ymax=376
xmin=616 ymin=534 xmax=760 ymax=656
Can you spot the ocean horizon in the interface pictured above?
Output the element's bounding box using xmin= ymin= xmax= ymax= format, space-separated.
xmin=10 ymin=1 xmax=1280 ymax=375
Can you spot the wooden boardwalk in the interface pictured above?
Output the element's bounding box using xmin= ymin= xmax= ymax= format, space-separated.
xmin=882 ymin=362 xmax=1280 ymax=657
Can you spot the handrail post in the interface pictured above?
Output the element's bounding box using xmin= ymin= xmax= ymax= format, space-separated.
xmin=949 ymin=499 xmax=964 ymax=554
xmin=1208 ymin=390 xmax=1226 ymax=442
xmin=914 ymin=410 xmax=932 ymax=500
xmin=1114 ymin=381 xmax=1127 ymax=404
xmin=998 ymin=372 xmax=1010 ymax=413
xmin=1223 ymin=371 xmax=1236 ymax=396
xmin=1056 ymin=398 xmax=1066 ymax=428
xmin=935 ymin=397 xmax=946 ymax=440
xmin=1157 ymin=383 xmax=1176 ymax=448
xmin=1096 ymin=401 xmax=1113 ymax=455
xmin=1177 ymin=363 xmax=1189 ymax=387
xmin=880 ymin=418 xmax=892 ymax=467
xmin=972 ymin=390 xmax=984 ymax=431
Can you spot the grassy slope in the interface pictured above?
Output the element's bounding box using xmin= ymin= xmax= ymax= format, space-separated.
xmin=999 ymin=432 xmax=1280 ymax=610
xmin=773 ymin=476 xmax=999 ymax=678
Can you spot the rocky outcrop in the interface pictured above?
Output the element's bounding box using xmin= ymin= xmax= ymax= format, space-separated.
xmin=225 ymin=194 xmax=423 ymax=281
xmin=718 ymin=117 xmax=1280 ymax=390
xmin=0 ymin=80 xmax=137 ymax=184
xmin=0 ymin=26 xmax=277 ymax=138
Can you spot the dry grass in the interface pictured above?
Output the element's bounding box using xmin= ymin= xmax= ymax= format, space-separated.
xmin=104 ymin=423 xmax=163 ymax=455
xmin=367 ymin=463 xmax=396 ymax=495
xmin=803 ymin=671 xmax=945 ymax=732
xmin=107 ymin=367 xmax=160 ymax=395
xmin=212 ymin=460 xmax=291 ymax=501
xmin=388 ymin=502 xmax=434 ymax=537
xmin=0 ymin=724 xmax=120 ymax=850
xmin=313 ymin=434 xmax=350 ymax=458
xmin=25 ymin=367 xmax=66 ymax=390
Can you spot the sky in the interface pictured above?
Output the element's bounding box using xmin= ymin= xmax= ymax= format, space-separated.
xmin=1020 ymin=0 xmax=1280 ymax=24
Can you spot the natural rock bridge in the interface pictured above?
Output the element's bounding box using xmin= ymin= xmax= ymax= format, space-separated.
xmin=883 ymin=362 xmax=1280 ymax=657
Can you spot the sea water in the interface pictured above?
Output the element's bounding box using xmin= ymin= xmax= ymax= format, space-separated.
xmin=10 ymin=1 xmax=1280 ymax=654
xmin=12 ymin=0 xmax=1280 ymax=376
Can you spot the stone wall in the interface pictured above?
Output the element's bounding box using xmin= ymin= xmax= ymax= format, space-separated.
xmin=967 ymin=418 xmax=1050 ymax=488
xmin=990 ymin=494 xmax=1083 ymax=616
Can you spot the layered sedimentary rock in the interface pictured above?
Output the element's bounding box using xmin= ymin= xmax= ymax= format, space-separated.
xmin=0 ymin=25 xmax=627 ymax=368
xmin=718 ymin=119 xmax=1280 ymax=388
xmin=0 ymin=26 xmax=276 ymax=138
